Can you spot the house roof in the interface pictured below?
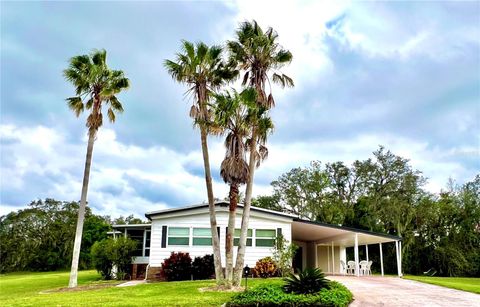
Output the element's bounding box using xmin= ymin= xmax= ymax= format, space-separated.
xmin=144 ymin=200 xmax=296 ymax=219
xmin=144 ymin=201 xmax=401 ymax=242
xmin=111 ymin=224 xmax=151 ymax=230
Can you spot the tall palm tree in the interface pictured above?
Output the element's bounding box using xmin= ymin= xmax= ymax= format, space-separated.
xmin=164 ymin=41 xmax=237 ymax=283
xmin=214 ymin=89 xmax=254 ymax=286
xmin=64 ymin=49 xmax=130 ymax=287
xmin=228 ymin=20 xmax=294 ymax=285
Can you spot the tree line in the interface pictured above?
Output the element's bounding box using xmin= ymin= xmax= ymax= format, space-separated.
xmin=252 ymin=147 xmax=480 ymax=277
xmin=0 ymin=199 xmax=144 ymax=273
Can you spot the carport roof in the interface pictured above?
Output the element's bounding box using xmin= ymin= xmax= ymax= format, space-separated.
xmin=292 ymin=218 xmax=401 ymax=246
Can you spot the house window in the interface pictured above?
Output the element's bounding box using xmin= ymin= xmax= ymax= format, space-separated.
xmin=144 ymin=230 xmax=151 ymax=257
xmin=192 ymin=228 xmax=212 ymax=246
xmin=234 ymin=229 xmax=252 ymax=246
xmin=255 ymin=229 xmax=276 ymax=247
xmin=168 ymin=227 xmax=190 ymax=246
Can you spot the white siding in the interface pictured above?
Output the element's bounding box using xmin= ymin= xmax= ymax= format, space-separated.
xmin=149 ymin=208 xmax=292 ymax=267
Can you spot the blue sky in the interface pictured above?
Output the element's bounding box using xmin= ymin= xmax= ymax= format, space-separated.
xmin=1 ymin=1 xmax=479 ymax=218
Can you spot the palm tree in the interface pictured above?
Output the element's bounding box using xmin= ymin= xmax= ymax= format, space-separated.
xmin=164 ymin=41 xmax=237 ymax=283
xmin=227 ymin=20 xmax=293 ymax=285
xmin=214 ymin=89 xmax=253 ymax=286
xmin=64 ymin=49 xmax=130 ymax=287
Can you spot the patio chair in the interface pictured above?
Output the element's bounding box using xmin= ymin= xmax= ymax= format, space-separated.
xmin=340 ymin=260 xmax=346 ymax=275
xmin=423 ymin=268 xmax=437 ymax=276
xmin=365 ymin=260 xmax=373 ymax=276
xmin=359 ymin=260 xmax=368 ymax=276
xmin=346 ymin=260 xmax=355 ymax=275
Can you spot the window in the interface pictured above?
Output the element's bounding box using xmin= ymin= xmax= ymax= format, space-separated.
xmin=192 ymin=228 xmax=212 ymax=246
xmin=144 ymin=230 xmax=151 ymax=256
xmin=255 ymin=229 xmax=276 ymax=247
xmin=234 ymin=228 xmax=252 ymax=246
xmin=127 ymin=229 xmax=144 ymax=256
xmin=168 ymin=227 xmax=190 ymax=245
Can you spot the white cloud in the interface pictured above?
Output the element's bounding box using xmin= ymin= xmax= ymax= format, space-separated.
xmin=0 ymin=124 xmax=233 ymax=217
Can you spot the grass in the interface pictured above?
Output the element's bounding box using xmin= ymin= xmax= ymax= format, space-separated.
xmin=404 ymin=275 xmax=480 ymax=294
xmin=0 ymin=270 xmax=278 ymax=306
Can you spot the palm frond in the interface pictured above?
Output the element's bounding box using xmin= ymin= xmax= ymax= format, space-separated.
xmin=92 ymin=49 xmax=107 ymax=66
xmin=107 ymin=107 xmax=115 ymax=123
xmin=66 ymin=97 xmax=84 ymax=117
xmin=108 ymin=96 xmax=124 ymax=112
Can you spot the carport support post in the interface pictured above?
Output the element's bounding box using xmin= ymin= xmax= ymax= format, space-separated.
xmin=395 ymin=240 xmax=402 ymax=277
xmin=354 ymin=233 xmax=359 ymax=277
xmin=399 ymin=241 xmax=403 ymax=277
xmin=379 ymin=243 xmax=384 ymax=276
xmin=331 ymin=241 xmax=335 ymax=274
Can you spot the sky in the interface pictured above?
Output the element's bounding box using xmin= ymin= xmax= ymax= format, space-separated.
xmin=1 ymin=0 xmax=479 ymax=219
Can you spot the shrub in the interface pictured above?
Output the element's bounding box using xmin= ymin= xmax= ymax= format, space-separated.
xmin=252 ymin=256 xmax=278 ymax=278
xmin=161 ymin=252 xmax=192 ymax=281
xmin=91 ymin=240 xmax=112 ymax=280
xmin=283 ymin=268 xmax=330 ymax=294
xmin=227 ymin=281 xmax=352 ymax=306
xmin=272 ymin=234 xmax=298 ymax=276
xmin=109 ymin=236 xmax=138 ymax=280
xmin=192 ymin=254 xmax=215 ymax=280
xmin=90 ymin=237 xmax=137 ymax=280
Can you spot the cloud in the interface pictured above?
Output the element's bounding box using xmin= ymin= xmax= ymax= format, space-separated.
xmin=1 ymin=1 xmax=479 ymax=218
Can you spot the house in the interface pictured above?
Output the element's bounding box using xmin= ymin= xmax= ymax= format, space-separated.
xmin=111 ymin=201 xmax=402 ymax=280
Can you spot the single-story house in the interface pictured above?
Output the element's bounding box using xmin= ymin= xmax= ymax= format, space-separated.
xmin=111 ymin=201 xmax=403 ymax=280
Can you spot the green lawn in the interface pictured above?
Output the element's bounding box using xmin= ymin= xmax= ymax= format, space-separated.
xmin=404 ymin=275 xmax=480 ymax=294
xmin=0 ymin=270 xmax=278 ymax=306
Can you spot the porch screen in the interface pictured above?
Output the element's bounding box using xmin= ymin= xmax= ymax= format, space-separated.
xmin=145 ymin=230 xmax=151 ymax=256
xmin=234 ymin=229 xmax=252 ymax=246
xmin=192 ymin=228 xmax=212 ymax=246
xmin=168 ymin=227 xmax=189 ymax=245
xmin=127 ymin=229 xmax=144 ymax=256
xmin=255 ymin=229 xmax=276 ymax=247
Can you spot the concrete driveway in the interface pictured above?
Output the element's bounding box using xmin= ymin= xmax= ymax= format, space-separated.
xmin=328 ymin=276 xmax=480 ymax=307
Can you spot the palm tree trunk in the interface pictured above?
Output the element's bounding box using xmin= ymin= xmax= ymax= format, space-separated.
xmin=233 ymin=127 xmax=257 ymax=286
xmin=68 ymin=131 xmax=95 ymax=288
xmin=225 ymin=184 xmax=239 ymax=287
xmin=200 ymin=127 xmax=224 ymax=283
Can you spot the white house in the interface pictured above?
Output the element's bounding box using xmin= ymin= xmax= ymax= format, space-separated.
xmin=111 ymin=201 xmax=402 ymax=280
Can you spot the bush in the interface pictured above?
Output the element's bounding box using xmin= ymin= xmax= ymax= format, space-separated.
xmin=227 ymin=281 xmax=352 ymax=306
xmin=90 ymin=237 xmax=138 ymax=280
xmin=91 ymin=240 xmax=112 ymax=279
xmin=252 ymin=256 xmax=278 ymax=278
xmin=192 ymin=254 xmax=215 ymax=280
xmin=283 ymin=268 xmax=330 ymax=294
xmin=161 ymin=252 xmax=192 ymax=281
xmin=273 ymin=234 xmax=298 ymax=277
xmin=109 ymin=237 xmax=138 ymax=280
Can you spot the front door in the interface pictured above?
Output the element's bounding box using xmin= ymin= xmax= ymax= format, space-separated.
xmin=293 ymin=246 xmax=303 ymax=273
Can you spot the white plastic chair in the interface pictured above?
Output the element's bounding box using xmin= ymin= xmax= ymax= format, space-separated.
xmin=346 ymin=260 xmax=355 ymax=275
xmin=359 ymin=260 xmax=368 ymax=276
xmin=340 ymin=260 xmax=346 ymax=275
xmin=366 ymin=261 xmax=373 ymax=276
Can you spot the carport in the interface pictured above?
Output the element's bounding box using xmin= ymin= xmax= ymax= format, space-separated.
xmin=291 ymin=219 xmax=402 ymax=277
